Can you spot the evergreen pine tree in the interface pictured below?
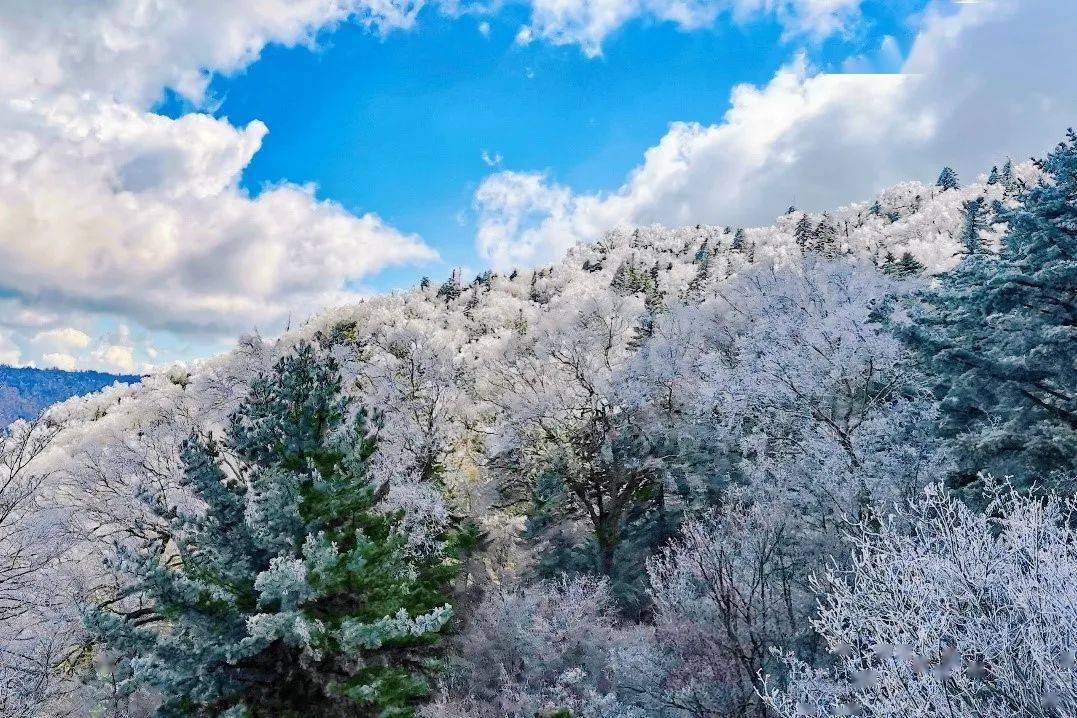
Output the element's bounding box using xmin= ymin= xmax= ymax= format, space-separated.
xmin=908 ymin=131 xmax=1077 ymax=488
xmin=86 ymin=343 xmax=455 ymax=717
xmin=437 ymin=270 xmax=461 ymax=303
xmin=794 ymin=214 xmax=813 ymax=251
xmin=885 ymin=251 xmax=926 ymax=278
xmin=987 ymin=165 xmax=1001 ymax=185
xmin=936 ymin=166 xmax=960 ymax=191
xmin=464 ymin=285 xmax=480 ymax=315
xmin=959 ymin=197 xmax=988 ymax=254
xmin=686 ymin=253 xmax=709 ymax=302
xmin=732 ymin=228 xmax=746 ymax=253
xmin=870 ymin=200 xmax=883 ymax=216
xmin=813 ymin=213 xmax=839 ymax=257
xmin=693 ymin=239 xmax=710 ymax=267
xmin=1001 ymin=158 xmax=1017 ymax=191
xmin=529 ymin=271 xmax=545 ymax=304
xmin=631 ymin=263 xmax=664 ymax=347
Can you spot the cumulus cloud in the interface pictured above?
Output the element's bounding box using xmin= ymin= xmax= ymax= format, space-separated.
xmin=0 ymin=0 xmax=438 ymax=369
xmin=90 ymin=344 xmax=138 ymax=374
xmin=0 ymin=333 xmax=22 ymax=366
xmin=475 ymin=0 xmax=1077 ymax=269
xmin=32 ymin=328 xmax=92 ymax=354
xmin=516 ymin=0 xmax=862 ymax=57
xmin=42 ymin=353 xmax=77 ymax=371
xmin=0 ymin=1 xmax=423 ymax=106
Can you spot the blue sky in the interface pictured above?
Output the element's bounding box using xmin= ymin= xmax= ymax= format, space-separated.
xmin=2 ymin=0 xmax=1073 ymax=372
xmin=193 ymin=0 xmax=923 ymax=291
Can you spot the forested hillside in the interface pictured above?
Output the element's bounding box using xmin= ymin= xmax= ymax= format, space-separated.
xmin=0 ymin=365 xmax=140 ymax=426
xmin=2 ymin=136 xmax=1074 ymax=718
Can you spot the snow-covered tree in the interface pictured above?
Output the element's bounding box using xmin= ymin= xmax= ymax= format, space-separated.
xmin=936 ymin=166 xmax=960 ymax=191
xmin=908 ymin=131 xmax=1077 ymax=488
xmin=425 ymin=576 xmax=620 ymax=718
xmin=884 ymin=251 xmax=926 ymax=278
xmin=958 ymin=196 xmax=988 ymax=254
xmin=767 ymin=483 xmax=1077 ymax=718
xmin=613 ymin=495 xmax=816 ymax=718
xmin=0 ymin=415 xmax=76 ymax=718
xmin=812 ymin=213 xmax=839 ymax=257
xmin=85 ymin=342 xmax=455 ymax=717
xmin=1001 ymin=158 xmax=1017 ymax=192
xmin=794 ymin=214 xmax=813 ymax=251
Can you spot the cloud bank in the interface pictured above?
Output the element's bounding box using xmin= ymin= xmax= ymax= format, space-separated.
xmin=0 ymin=1 xmax=439 ymax=371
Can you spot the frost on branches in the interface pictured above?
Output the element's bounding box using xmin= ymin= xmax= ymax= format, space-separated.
xmin=767 ymin=484 xmax=1077 ymax=718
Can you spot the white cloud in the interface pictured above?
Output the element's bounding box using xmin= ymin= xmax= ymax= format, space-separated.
xmin=475 ymin=0 xmax=1077 ymax=268
xmin=0 ymin=1 xmax=423 ymax=106
xmin=516 ymin=0 xmax=863 ymax=57
xmin=0 ymin=1 xmax=439 ymax=370
xmin=32 ymin=328 xmax=93 ymax=353
xmin=0 ymin=98 xmax=436 ymax=334
xmin=481 ymin=150 xmax=504 ymax=167
xmin=90 ymin=344 xmax=138 ymax=374
xmin=0 ymin=333 xmax=22 ymax=366
xmin=42 ymin=353 xmax=77 ymax=371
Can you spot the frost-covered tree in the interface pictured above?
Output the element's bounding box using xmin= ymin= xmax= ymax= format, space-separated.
xmin=425 ymin=576 xmax=619 ymax=718
xmin=958 ymin=196 xmax=988 ymax=254
xmin=481 ymin=288 xmax=686 ymax=605
xmin=793 ymin=214 xmax=813 ymax=251
xmin=908 ymin=131 xmax=1077 ymax=487
xmin=85 ymin=342 xmax=455 ymax=717
xmin=731 ymin=228 xmax=745 ymax=253
xmin=884 ymin=251 xmax=925 ymax=278
xmin=0 ymin=414 xmax=75 ymax=718
xmin=767 ymin=483 xmax=1077 ymax=718
xmin=812 ymin=213 xmax=839 ymax=257
xmin=936 ymin=166 xmax=959 ymax=191
xmin=612 ymin=495 xmax=816 ymax=718
xmin=438 ymin=271 xmax=462 ymax=303
xmin=1001 ymin=158 xmax=1017 ymax=192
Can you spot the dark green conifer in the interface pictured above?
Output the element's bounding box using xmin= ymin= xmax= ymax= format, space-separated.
xmin=86 ymin=343 xmax=455 ymax=717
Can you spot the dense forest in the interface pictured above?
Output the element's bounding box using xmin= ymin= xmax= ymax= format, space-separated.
xmin=0 ymin=365 xmax=139 ymax=426
xmin=1 ymin=133 xmax=1074 ymax=718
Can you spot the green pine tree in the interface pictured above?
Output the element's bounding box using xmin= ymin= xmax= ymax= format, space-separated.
xmin=885 ymin=251 xmax=926 ymax=278
xmin=1001 ymin=158 xmax=1017 ymax=192
xmin=813 ymin=213 xmax=839 ymax=257
xmin=436 ymin=270 xmax=461 ymax=303
xmin=936 ymin=166 xmax=960 ymax=191
xmin=86 ymin=342 xmax=456 ymax=718
xmin=959 ymin=197 xmax=988 ymax=254
xmin=794 ymin=214 xmax=813 ymax=251
xmin=907 ymin=130 xmax=1077 ymax=489
xmin=731 ymin=228 xmax=745 ymax=253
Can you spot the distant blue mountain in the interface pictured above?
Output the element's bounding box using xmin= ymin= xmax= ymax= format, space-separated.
xmin=0 ymin=365 xmax=141 ymax=425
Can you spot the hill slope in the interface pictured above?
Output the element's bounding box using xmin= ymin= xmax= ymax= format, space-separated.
xmin=0 ymin=365 xmax=140 ymax=425
xmin=5 ymin=157 xmax=1045 ymax=715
